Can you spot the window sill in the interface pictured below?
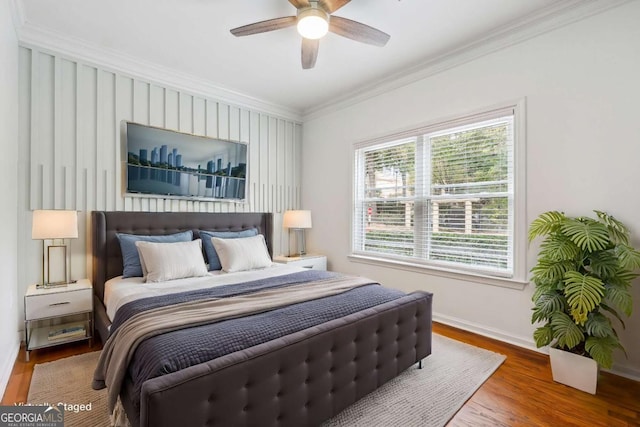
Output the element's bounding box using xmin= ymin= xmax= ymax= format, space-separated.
xmin=347 ymin=254 xmax=528 ymax=290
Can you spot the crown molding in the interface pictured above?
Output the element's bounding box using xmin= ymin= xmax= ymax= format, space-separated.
xmin=302 ymin=0 xmax=633 ymax=121
xmin=11 ymin=0 xmax=631 ymax=124
xmin=16 ymin=19 xmax=303 ymax=123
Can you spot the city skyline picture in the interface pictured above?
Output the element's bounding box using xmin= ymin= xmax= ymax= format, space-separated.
xmin=125 ymin=122 xmax=247 ymax=201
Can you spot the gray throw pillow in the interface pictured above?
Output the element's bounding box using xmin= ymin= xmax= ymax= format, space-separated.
xmin=199 ymin=228 xmax=258 ymax=271
xmin=116 ymin=230 xmax=193 ymax=278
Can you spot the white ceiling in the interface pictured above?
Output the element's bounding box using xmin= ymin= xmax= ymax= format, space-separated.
xmin=17 ymin=0 xmax=582 ymax=115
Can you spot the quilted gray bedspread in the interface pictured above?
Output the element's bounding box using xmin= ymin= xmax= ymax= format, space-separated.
xmin=113 ymin=270 xmax=405 ymax=411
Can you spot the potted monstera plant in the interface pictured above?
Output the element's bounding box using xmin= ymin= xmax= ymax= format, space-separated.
xmin=528 ymin=210 xmax=640 ymax=393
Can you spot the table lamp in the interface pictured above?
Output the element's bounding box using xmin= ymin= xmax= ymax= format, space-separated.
xmin=32 ymin=210 xmax=78 ymax=288
xmin=283 ymin=210 xmax=312 ymax=257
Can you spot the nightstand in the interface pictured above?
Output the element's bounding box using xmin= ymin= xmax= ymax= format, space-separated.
xmin=24 ymin=279 xmax=93 ymax=361
xmin=273 ymin=254 xmax=327 ymax=270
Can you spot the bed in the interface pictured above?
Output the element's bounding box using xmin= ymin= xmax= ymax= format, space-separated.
xmin=91 ymin=210 xmax=432 ymax=427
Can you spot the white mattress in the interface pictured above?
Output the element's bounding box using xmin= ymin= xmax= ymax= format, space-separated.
xmin=104 ymin=263 xmax=307 ymax=321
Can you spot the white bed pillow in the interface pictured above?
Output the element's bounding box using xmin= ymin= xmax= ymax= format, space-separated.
xmin=135 ymin=239 xmax=208 ymax=283
xmin=136 ymin=239 xmax=204 ymax=277
xmin=210 ymin=234 xmax=272 ymax=273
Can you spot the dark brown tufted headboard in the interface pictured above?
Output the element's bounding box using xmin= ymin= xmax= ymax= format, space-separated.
xmin=91 ymin=211 xmax=273 ymax=303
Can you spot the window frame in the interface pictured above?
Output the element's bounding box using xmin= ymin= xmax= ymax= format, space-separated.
xmin=350 ymin=100 xmax=527 ymax=288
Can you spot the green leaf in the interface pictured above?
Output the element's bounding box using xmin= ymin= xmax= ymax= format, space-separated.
xmin=595 ymin=210 xmax=629 ymax=245
xmin=551 ymin=312 xmax=585 ymax=349
xmin=533 ymin=325 xmax=553 ymax=348
xmin=599 ymin=303 xmax=626 ymax=329
xmin=605 ymin=284 xmax=633 ymax=317
xmin=529 ymin=211 xmax=566 ymax=242
xmin=584 ymin=312 xmax=614 ymax=338
xmin=532 ymin=283 xmax=556 ymax=301
xmin=608 ymin=270 xmax=639 ymax=288
xmin=585 ymin=335 xmax=623 ymax=369
xmin=531 ymin=291 xmax=567 ymax=323
xmin=616 ymin=244 xmax=640 ymax=270
xmin=561 ymin=219 xmax=610 ymax=252
xmin=563 ymin=271 xmax=605 ymax=325
xmin=586 ymin=250 xmax=619 ymax=279
xmin=531 ymin=259 xmax=575 ymax=285
xmin=539 ymin=234 xmax=580 ymax=261
xmin=564 ymin=271 xmax=605 ymax=325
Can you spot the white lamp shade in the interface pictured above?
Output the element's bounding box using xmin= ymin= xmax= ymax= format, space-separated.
xmin=32 ymin=210 xmax=79 ymax=239
xmin=283 ymin=210 xmax=312 ymax=229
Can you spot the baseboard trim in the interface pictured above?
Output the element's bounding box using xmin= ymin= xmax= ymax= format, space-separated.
xmin=433 ymin=312 xmax=640 ymax=383
xmin=433 ymin=312 xmax=541 ymax=353
xmin=604 ymin=365 xmax=640 ymax=382
xmin=0 ymin=339 xmax=19 ymax=401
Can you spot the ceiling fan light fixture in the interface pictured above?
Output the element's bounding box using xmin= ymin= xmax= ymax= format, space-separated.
xmin=230 ymin=0 xmax=390 ymax=70
xmin=297 ymin=7 xmax=329 ymax=40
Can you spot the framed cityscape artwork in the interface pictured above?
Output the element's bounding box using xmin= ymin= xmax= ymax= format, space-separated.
xmin=124 ymin=122 xmax=247 ymax=201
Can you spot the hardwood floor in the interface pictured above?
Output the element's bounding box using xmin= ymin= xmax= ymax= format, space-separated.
xmin=438 ymin=323 xmax=640 ymax=427
xmin=2 ymin=323 xmax=639 ymax=426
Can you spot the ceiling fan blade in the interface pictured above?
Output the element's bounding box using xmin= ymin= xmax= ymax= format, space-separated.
xmin=329 ymin=16 xmax=390 ymax=47
xmin=319 ymin=0 xmax=351 ymax=13
xmin=301 ymin=38 xmax=319 ymax=69
xmin=230 ymin=16 xmax=297 ymax=37
xmin=289 ymin=0 xmax=310 ymax=8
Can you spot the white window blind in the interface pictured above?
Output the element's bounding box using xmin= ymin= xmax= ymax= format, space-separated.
xmin=353 ymin=107 xmax=516 ymax=277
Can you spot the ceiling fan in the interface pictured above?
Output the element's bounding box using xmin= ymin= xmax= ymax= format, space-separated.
xmin=230 ymin=0 xmax=390 ymax=70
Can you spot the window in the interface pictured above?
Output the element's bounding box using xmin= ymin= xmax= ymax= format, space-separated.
xmin=353 ymin=104 xmax=524 ymax=279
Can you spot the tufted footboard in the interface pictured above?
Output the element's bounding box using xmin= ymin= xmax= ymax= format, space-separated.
xmin=127 ymin=291 xmax=432 ymax=427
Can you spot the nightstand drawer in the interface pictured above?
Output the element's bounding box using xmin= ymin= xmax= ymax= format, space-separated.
xmin=25 ymin=288 xmax=92 ymax=320
xmin=293 ymin=258 xmax=326 ymax=270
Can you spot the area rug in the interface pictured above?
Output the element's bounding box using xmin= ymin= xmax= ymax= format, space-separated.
xmin=27 ymin=334 xmax=505 ymax=427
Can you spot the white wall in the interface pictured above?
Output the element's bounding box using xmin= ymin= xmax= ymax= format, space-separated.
xmin=17 ymin=46 xmax=303 ymax=326
xmin=0 ymin=1 xmax=20 ymax=398
xmin=302 ymin=2 xmax=640 ymax=379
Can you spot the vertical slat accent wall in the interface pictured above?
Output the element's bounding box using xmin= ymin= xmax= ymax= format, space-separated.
xmin=18 ymin=46 xmax=303 ymax=295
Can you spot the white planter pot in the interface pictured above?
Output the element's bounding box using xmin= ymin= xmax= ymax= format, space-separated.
xmin=549 ymin=347 xmax=599 ymax=394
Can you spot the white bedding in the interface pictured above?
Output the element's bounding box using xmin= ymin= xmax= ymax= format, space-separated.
xmin=104 ymin=263 xmax=307 ymax=321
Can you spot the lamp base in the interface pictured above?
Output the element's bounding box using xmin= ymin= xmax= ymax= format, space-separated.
xmin=39 ymin=240 xmax=72 ymax=288
xmin=36 ymin=281 xmax=70 ymax=289
xmin=289 ymin=228 xmax=307 ymax=257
